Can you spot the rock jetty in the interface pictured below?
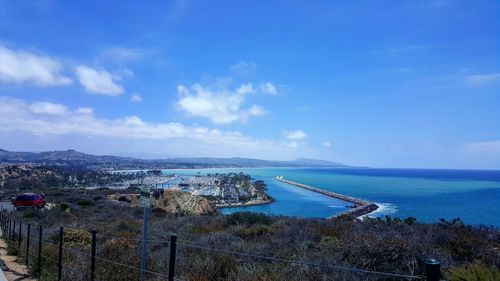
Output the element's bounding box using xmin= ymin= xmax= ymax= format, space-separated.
xmin=275 ymin=176 xmax=379 ymax=219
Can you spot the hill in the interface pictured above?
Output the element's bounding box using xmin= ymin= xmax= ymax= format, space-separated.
xmin=0 ymin=149 xmax=347 ymax=169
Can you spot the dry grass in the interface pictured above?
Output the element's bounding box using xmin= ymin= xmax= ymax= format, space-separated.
xmin=4 ymin=187 xmax=500 ymax=281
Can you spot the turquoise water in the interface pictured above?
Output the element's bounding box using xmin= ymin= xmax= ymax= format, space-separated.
xmin=161 ymin=168 xmax=500 ymax=226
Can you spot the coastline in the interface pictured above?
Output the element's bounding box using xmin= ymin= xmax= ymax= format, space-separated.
xmin=216 ymin=197 xmax=275 ymax=208
xmin=275 ymin=176 xmax=379 ymax=219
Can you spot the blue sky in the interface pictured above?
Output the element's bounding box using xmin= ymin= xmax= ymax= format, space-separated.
xmin=0 ymin=0 xmax=499 ymax=168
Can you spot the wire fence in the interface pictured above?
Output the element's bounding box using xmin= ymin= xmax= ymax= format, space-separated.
xmin=0 ymin=211 xmax=442 ymax=281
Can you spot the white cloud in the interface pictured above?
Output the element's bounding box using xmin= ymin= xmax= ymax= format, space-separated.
xmin=287 ymin=141 xmax=299 ymax=148
xmin=465 ymin=73 xmax=500 ymax=86
xmin=248 ymin=105 xmax=267 ymax=116
xmin=76 ymin=107 xmax=93 ymax=114
xmin=99 ymin=47 xmax=150 ymax=62
xmin=75 ymin=65 xmax=124 ymax=95
xmin=0 ymin=97 xmax=310 ymax=159
xmin=177 ymin=82 xmax=267 ymax=124
xmin=230 ymin=61 xmax=257 ymax=74
xmin=130 ymin=94 xmax=142 ymax=102
xmin=284 ymin=130 xmax=307 ymax=140
xmin=29 ymin=102 xmax=68 ymax=115
xmin=0 ymin=45 xmax=71 ymax=86
xmin=115 ymin=67 xmax=134 ymax=77
xmin=236 ymin=83 xmax=255 ymax=95
xmin=260 ymin=82 xmax=277 ymax=95
xmin=463 ymin=140 xmax=500 ymax=154
xmin=322 ymin=141 xmax=332 ymax=147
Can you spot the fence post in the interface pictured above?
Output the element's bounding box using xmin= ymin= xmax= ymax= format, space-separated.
xmin=26 ymin=224 xmax=31 ymax=266
xmin=18 ymin=221 xmax=22 ymax=250
xmin=90 ymin=229 xmax=96 ymax=281
xmin=12 ymin=220 xmax=15 ymax=240
xmin=168 ymin=234 xmax=177 ymax=281
xmin=57 ymin=227 xmax=64 ymax=281
xmin=37 ymin=225 xmax=42 ymax=277
xmin=425 ymin=258 xmax=441 ymax=281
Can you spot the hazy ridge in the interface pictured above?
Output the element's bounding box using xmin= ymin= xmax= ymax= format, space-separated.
xmin=0 ymin=149 xmax=346 ymax=169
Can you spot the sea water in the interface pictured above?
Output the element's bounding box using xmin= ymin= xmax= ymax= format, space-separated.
xmin=160 ymin=168 xmax=500 ymax=226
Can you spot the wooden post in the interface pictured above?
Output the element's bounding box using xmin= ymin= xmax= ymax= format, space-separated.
xmin=168 ymin=235 xmax=177 ymax=281
xmin=90 ymin=229 xmax=96 ymax=281
xmin=37 ymin=225 xmax=42 ymax=277
xmin=57 ymin=227 xmax=64 ymax=281
xmin=12 ymin=220 xmax=15 ymax=240
xmin=18 ymin=222 xmax=22 ymax=250
xmin=26 ymin=224 xmax=31 ymax=266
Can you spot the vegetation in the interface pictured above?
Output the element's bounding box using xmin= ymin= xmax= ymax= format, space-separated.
xmin=446 ymin=261 xmax=500 ymax=281
xmin=0 ymin=165 xmax=143 ymax=197
xmin=225 ymin=212 xmax=273 ymax=226
xmin=3 ymin=186 xmax=498 ymax=281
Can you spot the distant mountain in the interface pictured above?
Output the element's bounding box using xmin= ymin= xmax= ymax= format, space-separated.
xmin=0 ymin=149 xmax=347 ymax=169
xmin=286 ymin=158 xmax=345 ymax=167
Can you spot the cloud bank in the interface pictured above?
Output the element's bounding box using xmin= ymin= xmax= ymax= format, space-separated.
xmin=0 ymin=45 xmax=71 ymax=86
xmin=0 ymin=96 xmax=307 ymax=159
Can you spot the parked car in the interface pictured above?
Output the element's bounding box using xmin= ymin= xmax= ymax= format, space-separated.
xmin=11 ymin=193 xmax=46 ymax=209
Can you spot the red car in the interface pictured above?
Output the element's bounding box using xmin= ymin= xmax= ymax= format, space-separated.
xmin=12 ymin=193 xmax=46 ymax=209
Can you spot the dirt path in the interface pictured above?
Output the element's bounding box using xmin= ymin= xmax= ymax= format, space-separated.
xmin=0 ymin=234 xmax=37 ymax=281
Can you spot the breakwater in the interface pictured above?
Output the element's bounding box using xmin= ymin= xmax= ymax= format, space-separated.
xmin=275 ymin=176 xmax=379 ymax=219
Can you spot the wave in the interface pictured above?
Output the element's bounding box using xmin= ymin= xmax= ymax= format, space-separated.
xmin=358 ymin=202 xmax=398 ymax=220
xmin=328 ymin=205 xmax=345 ymax=208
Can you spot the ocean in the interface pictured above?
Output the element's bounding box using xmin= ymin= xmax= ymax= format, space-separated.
xmin=160 ymin=167 xmax=500 ymax=227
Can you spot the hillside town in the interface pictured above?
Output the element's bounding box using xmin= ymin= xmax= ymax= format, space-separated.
xmin=172 ymin=172 xmax=271 ymax=206
xmin=1 ymin=165 xmax=271 ymax=209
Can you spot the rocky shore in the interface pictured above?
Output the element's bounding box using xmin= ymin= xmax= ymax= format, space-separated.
xmin=216 ymin=197 xmax=274 ymax=208
xmin=107 ymin=189 xmax=218 ymax=215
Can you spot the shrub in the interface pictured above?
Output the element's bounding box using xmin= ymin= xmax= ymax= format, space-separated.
xmin=191 ymin=221 xmax=227 ymax=234
xmin=60 ymin=203 xmax=70 ymax=212
xmin=235 ymin=224 xmax=275 ymax=239
xmin=23 ymin=210 xmax=37 ymax=219
xmin=446 ymin=261 xmax=500 ymax=281
xmin=64 ymin=228 xmax=92 ymax=247
xmin=151 ymin=206 xmax=168 ymax=217
xmin=6 ymin=239 xmax=18 ymax=255
xmin=225 ymin=212 xmax=272 ymax=226
xmin=77 ymin=199 xmax=94 ymax=207
xmin=230 ymin=264 xmax=284 ymax=281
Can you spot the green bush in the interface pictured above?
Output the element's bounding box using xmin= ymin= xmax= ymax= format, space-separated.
xmin=77 ymin=199 xmax=94 ymax=207
xmin=446 ymin=261 xmax=500 ymax=281
xmin=64 ymin=228 xmax=92 ymax=246
xmin=225 ymin=212 xmax=272 ymax=226
xmin=6 ymin=239 xmax=19 ymax=255
xmin=235 ymin=224 xmax=275 ymax=239
xmin=23 ymin=210 xmax=37 ymax=218
xmin=60 ymin=202 xmax=70 ymax=211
